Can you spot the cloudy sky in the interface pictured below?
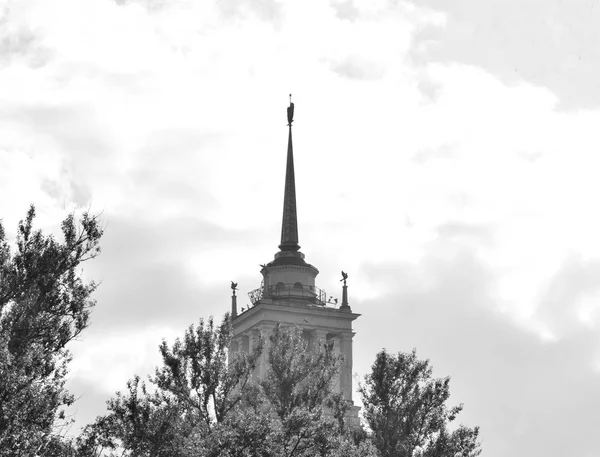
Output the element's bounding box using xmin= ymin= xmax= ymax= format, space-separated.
xmin=2 ymin=0 xmax=600 ymax=455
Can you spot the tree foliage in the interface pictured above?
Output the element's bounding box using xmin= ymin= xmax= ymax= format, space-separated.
xmin=153 ymin=315 xmax=262 ymax=428
xmin=83 ymin=321 xmax=376 ymax=457
xmin=258 ymin=324 xmax=345 ymax=457
xmin=261 ymin=324 xmax=340 ymax=418
xmin=359 ymin=349 xmax=481 ymax=457
xmin=80 ymin=324 xmax=482 ymax=457
xmin=184 ymin=385 xmax=276 ymax=457
xmin=185 ymin=323 xmax=376 ymax=457
xmin=0 ymin=208 xmax=483 ymax=457
xmin=81 ymin=314 xmax=264 ymax=456
xmin=0 ymin=205 xmax=103 ymax=455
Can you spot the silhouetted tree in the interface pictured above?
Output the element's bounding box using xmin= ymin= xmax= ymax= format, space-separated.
xmin=0 ymin=205 xmax=103 ymax=455
xmin=194 ymin=324 xmax=376 ymax=457
xmin=82 ymin=314 xmax=264 ymax=456
xmin=184 ymin=383 xmax=276 ymax=457
xmin=86 ymin=321 xmax=376 ymax=457
xmin=359 ymin=349 xmax=481 ymax=457
xmin=260 ymin=324 xmax=343 ymax=456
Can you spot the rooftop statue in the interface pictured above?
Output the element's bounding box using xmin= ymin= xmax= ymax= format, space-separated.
xmin=341 ymin=271 xmax=348 ymax=286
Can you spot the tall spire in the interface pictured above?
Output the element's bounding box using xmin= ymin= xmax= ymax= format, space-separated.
xmin=279 ymin=95 xmax=300 ymax=252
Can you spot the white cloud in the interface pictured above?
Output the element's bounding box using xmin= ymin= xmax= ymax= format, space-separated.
xmin=69 ymin=326 xmax=180 ymax=394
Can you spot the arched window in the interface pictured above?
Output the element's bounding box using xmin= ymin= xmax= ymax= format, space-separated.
xmin=294 ymin=282 xmax=303 ymax=289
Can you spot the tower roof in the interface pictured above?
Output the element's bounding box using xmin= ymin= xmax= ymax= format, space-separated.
xmin=278 ymin=97 xmax=300 ymax=252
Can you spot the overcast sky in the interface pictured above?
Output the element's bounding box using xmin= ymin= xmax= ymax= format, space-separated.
xmin=2 ymin=0 xmax=600 ymax=455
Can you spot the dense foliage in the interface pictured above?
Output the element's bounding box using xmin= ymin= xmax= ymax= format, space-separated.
xmin=81 ymin=321 xmax=375 ymax=457
xmin=0 ymin=207 xmax=481 ymax=457
xmin=77 ymin=315 xmax=265 ymax=456
xmin=78 ymin=320 xmax=481 ymax=457
xmin=359 ymin=349 xmax=481 ymax=457
xmin=0 ymin=206 xmax=103 ymax=456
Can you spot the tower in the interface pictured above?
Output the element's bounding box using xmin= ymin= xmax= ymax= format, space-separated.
xmin=229 ymin=98 xmax=360 ymax=423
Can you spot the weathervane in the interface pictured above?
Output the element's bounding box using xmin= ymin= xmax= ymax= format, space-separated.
xmin=287 ymin=93 xmax=294 ymax=126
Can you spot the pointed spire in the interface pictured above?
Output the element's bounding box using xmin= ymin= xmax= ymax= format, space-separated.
xmin=279 ymin=95 xmax=300 ymax=252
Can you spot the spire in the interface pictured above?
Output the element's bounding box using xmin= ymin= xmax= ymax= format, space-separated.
xmin=279 ymin=95 xmax=300 ymax=252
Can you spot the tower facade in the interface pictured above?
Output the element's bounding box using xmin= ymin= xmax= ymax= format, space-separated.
xmin=229 ymin=100 xmax=360 ymax=422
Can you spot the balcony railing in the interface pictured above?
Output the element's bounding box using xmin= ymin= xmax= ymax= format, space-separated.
xmin=248 ymin=287 xmax=263 ymax=306
xmin=268 ymin=283 xmax=326 ymax=305
xmin=247 ymin=283 xmax=333 ymax=307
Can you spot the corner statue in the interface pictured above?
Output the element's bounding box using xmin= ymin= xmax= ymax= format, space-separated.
xmin=287 ymin=94 xmax=294 ymax=126
xmin=341 ymin=271 xmax=348 ymax=286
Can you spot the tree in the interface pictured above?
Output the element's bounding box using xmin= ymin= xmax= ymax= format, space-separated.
xmin=0 ymin=205 xmax=103 ymax=455
xmin=359 ymin=349 xmax=481 ymax=457
xmin=86 ymin=320 xmax=376 ymax=457
xmin=259 ymin=323 xmax=343 ymax=457
xmin=83 ymin=314 xmax=264 ymax=456
xmin=261 ymin=324 xmax=340 ymax=418
xmin=187 ymin=323 xmax=376 ymax=457
xmin=184 ymin=383 xmax=277 ymax=457
xmin=153 ymin=315 xmax=263 ymax=428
